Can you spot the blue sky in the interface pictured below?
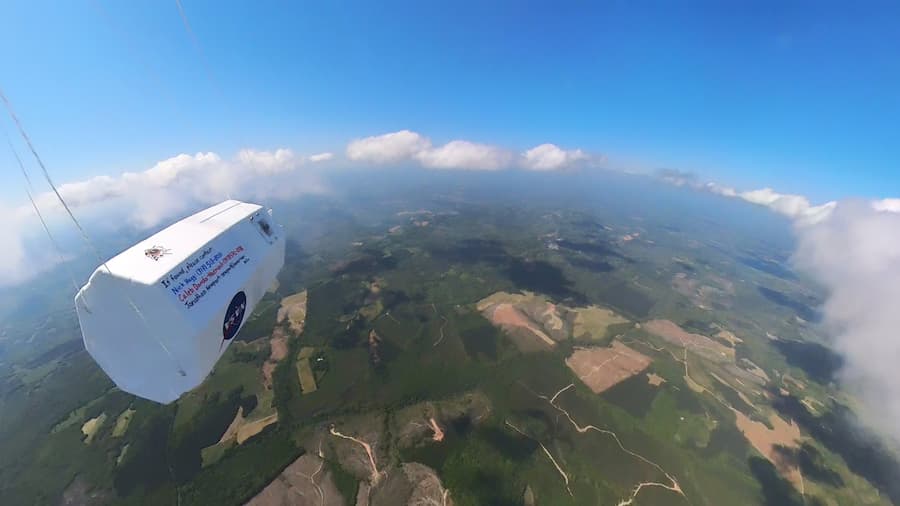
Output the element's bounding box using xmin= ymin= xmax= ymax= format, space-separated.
xmin=1 ymin=1 xmax=898 ymax=204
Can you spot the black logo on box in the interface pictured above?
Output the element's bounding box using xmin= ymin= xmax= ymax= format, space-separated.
xmin=222 ymin=291 xmax=247 ymax=342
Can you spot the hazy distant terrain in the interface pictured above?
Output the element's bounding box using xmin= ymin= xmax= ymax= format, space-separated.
xmin=1 ymin=170 xmax=897 ymax=506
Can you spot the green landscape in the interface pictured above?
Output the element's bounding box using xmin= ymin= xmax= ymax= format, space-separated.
xmin=1 ymin=172 xmax=898 ymax=505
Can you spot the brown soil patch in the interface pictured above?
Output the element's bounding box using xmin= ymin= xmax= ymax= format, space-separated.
xmin=81 ymin=413 xmax=107 ymax=445
xmin=245 ymin=453 xmax=344 ymax=506
xmin=646 ymin=373 xmax=666 ymax=386
xmin=490 ymin=304 xmax=556 ymax=348
xmin=428 ymin=418 xmax=445 ymax=442
xmin=716 ymin=329 xmax=743 ymax=346
xmin=269 ymin=328 xmax=288 ymax=361
xmin=478 ymin=291 xmax=628 ymax=352
xmin=643 ymin=319 xmax=734 ymax=362
xmin=566 ymin=341 xmax=652 ymax=393
xmin=261 ymin=362 xmax=276 ymax=389
xmin=733 ymin=410 xmax=802 ymax=488
xmin=262 ymin=328 xmax=289 ymax=389
xmin=277 ymin=290 xmax=308 ymax=334
xmin=262 ymin=291 xmax=308 ymax=388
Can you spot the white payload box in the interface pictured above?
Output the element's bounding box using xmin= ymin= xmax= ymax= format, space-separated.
xmin=75 ymin=200 xmax=285 ymax=403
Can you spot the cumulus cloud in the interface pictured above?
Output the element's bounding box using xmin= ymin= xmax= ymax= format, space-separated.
xmin=657 ymin=172 xmax=836 ymax=223
xmin=521 ymin=144 xmax=588 ymax=171
xmin=4 ymin=129 xmax=593 ymax=287
xmin=17 ymin=148 xmax=326 ymax=235
xmin=237 ymin=148 xmax=296 ymax=174
xmin=658 ymin=170 xmax=900 ymax=443
xmin=415 ymin=140 xmax=512 ymax=170
xmin=738 ymin=188 xmax=837 ymax=224
xmin=346 ymin=130 xmax=593 ymax=171
xmin=872 ymin=198 xmax=900 ymax=213
xmin=704 ymin=181 xmax=737 ymax=197
xmin=346 ymin=130 xmax=431 ymax=164
xmin=793 ymin=202 xmax=900 ymax=444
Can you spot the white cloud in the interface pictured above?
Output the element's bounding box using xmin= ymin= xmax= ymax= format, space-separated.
xmin=521 ymin=144 xmax=588 ymax=171
xmin=308 ymin=152 xmax=334 ymax=162
xmin=660 ymin=173 xmax=838 ymax=224
xmin=347 ymin=130 xmax=512 ymax=170
xmin=346 ymin=130 xmax=594 ymax=171
xmin=704 ymin=182 xmax=737 ymax=197
xmin=872 ymin=198 xmax=900 ymax=213
xmin=4 ymin=130 xmax=594 ymax=287
xmin=738 ymin=188 xmax=836 ymax=224
xmin=793 ymin=202 xmax=900 ymax=445
xmin=415 ymin=140 xmax=512 ymax=170
xmin=660 ymin=171 xmax=900 ymax=444
xmin=237 ymin=148 xmax=297 ymax=174
xmin=15 ymin=148 xmax=326 ymax=235
xmin=346 ymin=130 xmax=430 ymax=164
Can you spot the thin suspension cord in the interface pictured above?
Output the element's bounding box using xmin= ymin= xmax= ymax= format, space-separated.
xmin=5 ymin=133 xmax=83 ymax=300
xmin=174 ymin=2 xmax=282 ymax=218
xmin=0 ymin=88 xmax=187 ymax=377
xmin=0 ymin=89 xmax=100 ymax=253
xmin=174 ymin=0 xmax=221 ymax=96
xmin=89 ymin=0 xmax=199 ymax=136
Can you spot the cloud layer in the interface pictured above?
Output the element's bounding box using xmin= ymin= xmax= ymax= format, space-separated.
xmin=794 ymin=202 xmax=900 ymax=444
xmin=2 ymin=147 xmax=333 ymax=285
xmin=26 ymin=149 xmax=331 ymax=229
xmin=346 ymin=130 xmax=594 ymax=171
xmin=5 ymin=129 xmax=593 ymax=287
xmin=656 ymin=169 xmax=900 ymax=445
xmin=654 ymin=169 xmax=838 ymax=224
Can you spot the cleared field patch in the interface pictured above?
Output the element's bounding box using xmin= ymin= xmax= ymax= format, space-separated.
xmin=218 ymin=406 xmax=247 ymax=444
xmin=477 ymin=291 xmax=629 ymax=352
xmin=81 ymin=413 xmax=107 ymax=444
xmin=715 ymin=329 xmax=743 ymax=347
xmin=262 ymin=327 xmax=289 ymax=388
xmin=571 ymin=306 xmax=629 ymax=341
xmin=566 ymin=341 xmax=652 ymax=394
xmin=643 ymin=319 xmax=734 ymax=363
xmin=733 ymin=409 xmax=802 ymax=488
xmin=277 ymin=290 xmax=308 ymax=334
xmin=298 ymin=347 xmax=318 ymax=394
xmin=202 ymin=405 xmax=280 ymax=467
xmin=647 ymin=373 xmax=666 ymax=386
xmin=245 ymin=453 xmax=345 ymax=506
xmin=489 ymin=304 xmax=556 ymax=349
xmin=237 ymin=413 xmax=279 ymax=444
xmin=738 ymin=358 xmax=770 ymax=383
xmin=111 ymin=408 xmax=135 ymax=437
